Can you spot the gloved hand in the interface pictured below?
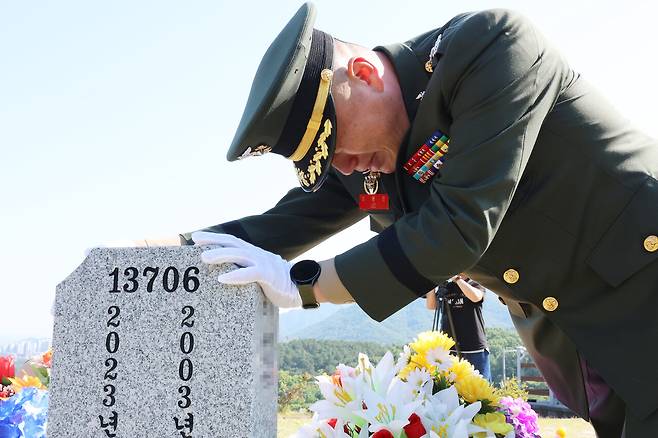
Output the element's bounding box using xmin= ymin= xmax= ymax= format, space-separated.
xmin=192 ymin=231 xmax=302 ymax=308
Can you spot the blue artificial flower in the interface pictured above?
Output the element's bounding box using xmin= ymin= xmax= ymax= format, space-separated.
xmin=0 ymin=388 xmax=48 ymax=438
xmin=0 ymin=421 xmax=21 ymax=438
xmin=0 ymin=396 xmax=21 ymax=423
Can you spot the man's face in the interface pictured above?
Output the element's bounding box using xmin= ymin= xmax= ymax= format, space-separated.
xmin=331 ymin=116 xmax=402 ymax=175
xmin=330 ymin=93 xmax=409 ymax=175
xmin=329 ymin=56 xmax=409 ymax=176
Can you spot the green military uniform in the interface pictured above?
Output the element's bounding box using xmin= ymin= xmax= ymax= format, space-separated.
xmin=183 ymin=6 xmax=658 ymax=436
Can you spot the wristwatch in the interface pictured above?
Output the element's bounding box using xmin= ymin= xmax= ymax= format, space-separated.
xmin=290 ymin=260 xmax=321 ymax=309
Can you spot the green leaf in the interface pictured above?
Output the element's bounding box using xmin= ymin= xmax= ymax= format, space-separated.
xmin=37 ymin=366 xmax=49 ymax=379
xmin=478 ymin=399 xmax=498 ymax=414
xmin=432 ymin=374 xmax=452 ymax=393
xmin=28 ymin=364 xmax=50 ymax=386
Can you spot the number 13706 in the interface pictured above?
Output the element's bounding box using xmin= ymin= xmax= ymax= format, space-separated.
xmin=109 ymin=267 xmax=200 ymax=293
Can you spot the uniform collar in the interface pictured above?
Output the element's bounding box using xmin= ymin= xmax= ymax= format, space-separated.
xmin=374 ymin=42 xmax=430 ymax=124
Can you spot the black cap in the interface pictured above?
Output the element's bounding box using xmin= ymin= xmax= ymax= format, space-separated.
xmin=226 ymin=2 xmax=336 ymax=192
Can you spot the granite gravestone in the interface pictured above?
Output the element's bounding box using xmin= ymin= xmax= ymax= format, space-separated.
xmin=48 ymin=246 xmax=278 ymax=438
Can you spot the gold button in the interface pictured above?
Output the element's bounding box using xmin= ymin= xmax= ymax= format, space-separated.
xmin=644 ymin=235 xmax=658 ymax=252
xmin=503 ymin=269 xmax=519 ymax=284
xmin=543 ymin=296 xmax=559 ymax=312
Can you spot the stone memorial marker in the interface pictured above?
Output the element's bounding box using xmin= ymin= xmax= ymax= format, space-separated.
xmin=48 ymin=246 xmax=278 ymax=438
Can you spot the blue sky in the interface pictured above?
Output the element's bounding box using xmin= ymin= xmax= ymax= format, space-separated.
xmin=1 ymin=0 xmax=657 ymax=342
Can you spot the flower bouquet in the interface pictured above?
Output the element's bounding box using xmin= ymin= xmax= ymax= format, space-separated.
xmin=0 ymin=350 xmax=51 ymax=437
xmin=292 ymin=331 xmax=539 ymax=438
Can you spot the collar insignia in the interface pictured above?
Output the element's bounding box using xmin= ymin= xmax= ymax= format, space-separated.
xmin=425 ymin=33 xmax=443 ymax=73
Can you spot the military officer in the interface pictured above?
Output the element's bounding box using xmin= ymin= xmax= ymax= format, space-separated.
xmin=147 ymin=3 xmax=657 ymax=436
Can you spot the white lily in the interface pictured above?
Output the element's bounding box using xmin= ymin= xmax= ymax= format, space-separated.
xmin=315 ymin=365 xmax=359 ymax=405
xmin=395 ymin=345 xmax=412 ymax=374
xmin=357 ymin=381 xmax=423 ymax=437
xmin=312 ymin=364 xmax=369 ymax=426
xmin=416 ymin=386 xmax=482 ymax=438
xmin=355 ymin=352 xmax=397 ymax=397
xmin=290 ymin=417 xmax=355 ymax=438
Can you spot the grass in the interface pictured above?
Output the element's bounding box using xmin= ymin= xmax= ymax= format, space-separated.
xmin=278 ymin=412 xmax=315 ymax=437
xmin=277 ymin=412 xmax=596 ymax=437
xmin=538 ymin=417 xmax=596 ymax=437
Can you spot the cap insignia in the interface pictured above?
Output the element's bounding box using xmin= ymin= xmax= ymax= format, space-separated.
xmin=238 ymin=144 xmax=272 ymax=160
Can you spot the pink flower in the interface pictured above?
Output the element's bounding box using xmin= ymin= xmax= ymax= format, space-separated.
xmin=0 ymin=356 xmax=15 ymax=382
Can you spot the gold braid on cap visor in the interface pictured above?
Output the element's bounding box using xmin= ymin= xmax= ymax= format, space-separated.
xmin=290 ymin=69 xmax=333 ymax=187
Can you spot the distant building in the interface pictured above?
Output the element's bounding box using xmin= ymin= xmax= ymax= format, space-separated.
xmin=0 ymin=338 xmax=51 ymax=357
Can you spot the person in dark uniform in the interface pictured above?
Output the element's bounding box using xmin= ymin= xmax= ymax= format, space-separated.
xmin=140 ymin=3 xmax=658 ymax=436
xmin=429 ymin=275 xmax=491 ymax=381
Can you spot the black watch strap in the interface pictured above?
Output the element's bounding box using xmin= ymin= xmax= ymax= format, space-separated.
xmin=298 ymin=283 xmax=319 ymax=309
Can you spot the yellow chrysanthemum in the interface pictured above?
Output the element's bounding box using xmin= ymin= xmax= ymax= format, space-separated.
xmin=456 ymin=375 xmax=499 ymax=405
xmin=8 ymin=374 xmax=46 ymax=392
xmin=409 ymin=331 xmax=455 ymax=358
xmin=451 ymin=361 xmax=499 ymax=405
xmin=556 ymin=426 xmax=567 ymax=437
xmin=473 ymin=412 xmax=513 ymax=437
xmin=399 ymin=353 xmax=432 ymax=379
xmin=399 ymin=331 xmax=456 ymax=379
xmin=448 ymin=357 xmax=476 ymax=382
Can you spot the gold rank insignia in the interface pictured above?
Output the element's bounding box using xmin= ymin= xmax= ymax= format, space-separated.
xmin=294 ymin=118 xmax=331 ymax=189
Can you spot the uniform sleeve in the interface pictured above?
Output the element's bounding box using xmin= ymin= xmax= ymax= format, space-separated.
xmin=181 ymin=170 xmax=366 ymax=260
xmin=336 ymin=10 xmax=568 ymax=321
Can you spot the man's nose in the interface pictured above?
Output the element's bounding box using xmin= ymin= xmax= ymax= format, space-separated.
xmin=332 ymin=155 xmax=357 ymax=175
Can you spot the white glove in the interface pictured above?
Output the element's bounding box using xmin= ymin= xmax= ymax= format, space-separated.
xmin=192 ymin=231 xmax=302 ymax=308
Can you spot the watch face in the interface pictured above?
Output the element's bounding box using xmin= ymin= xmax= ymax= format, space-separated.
xmin=290 ymin=260 xmax=321 ymax=284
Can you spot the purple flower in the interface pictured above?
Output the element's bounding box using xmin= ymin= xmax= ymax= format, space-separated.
xmin=498 ymin=396 xmax=540 ymax=438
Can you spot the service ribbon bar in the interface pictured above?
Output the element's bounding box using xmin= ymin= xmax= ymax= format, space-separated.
xmin=403 ymin=130 xmax=450 ymax=184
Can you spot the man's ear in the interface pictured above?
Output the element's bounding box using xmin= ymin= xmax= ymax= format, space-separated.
xmin=347 ymin=56 xmax=384 ymax=92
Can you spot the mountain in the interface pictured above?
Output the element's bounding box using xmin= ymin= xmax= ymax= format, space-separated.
xmin=279 ymin=291 xmax=513 ymax=344
xmin=278 ymin=304 xmax=347 ymax=340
